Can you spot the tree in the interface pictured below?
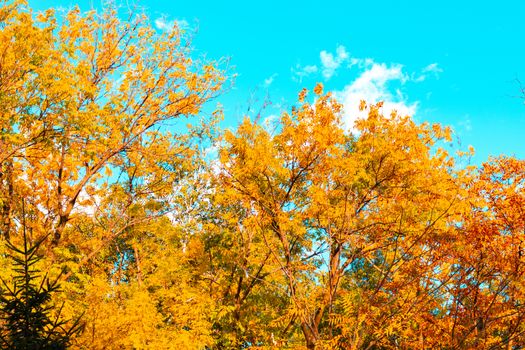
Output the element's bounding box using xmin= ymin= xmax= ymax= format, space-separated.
xmin=4 ymin=2 xmax=525 ymax=349
xmin=433 ymin=157 xmax=525 ymax=349
xmin=214 ymin=85 xmax=466 ymax=349
xmin=0 ymin=0 xmax=224 ymax=244
xmin=0 ymin=1 xmax=225 ymax=348
xmin=0 ymin=207 xmax=82 ymax=349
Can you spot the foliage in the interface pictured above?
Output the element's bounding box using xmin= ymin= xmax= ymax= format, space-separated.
xmin=0 ymin=216 xmax=82 ymax=349
xmin=212 ymin=85 xmax=467 ymax=349
xmin=0 ymin=0 xmax=223 ymax=348
xmin=0 ymin=1 xmax=524 ymax=349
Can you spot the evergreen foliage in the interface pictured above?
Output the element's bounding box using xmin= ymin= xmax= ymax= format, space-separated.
xmin=0 ymin=222 xmax=82 ymax=349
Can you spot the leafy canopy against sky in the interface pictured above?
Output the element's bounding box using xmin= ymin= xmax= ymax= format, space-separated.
xmin=30 ymin=0 xmax=525 ymax=163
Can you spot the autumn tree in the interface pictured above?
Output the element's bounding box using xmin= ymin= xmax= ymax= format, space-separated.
xmin=213 ymin=85 xmax=468 ymax=349
xmin=3 ymin=2 xmax=525 ymax=349
xmin=429 ymin=157 xmax=525 ymax=349
xmin=0 ymin=1 xmax=224 ymax=348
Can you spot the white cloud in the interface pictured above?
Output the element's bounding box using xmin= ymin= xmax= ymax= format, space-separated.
xmin=320 ymin=45 xmax=349 ymax=79
xmin=155 ymin=17 xmax=190 ymax=32
xmin=422 ymin=63 xmax=443 ymax=74
xmin=292 ymin=45 xmax=351 ymax=81
xmin=292 ymin=64 xmax=318 ymax=82
xmin=264 ymin=73 xmax=278 ymax=87
xmin=303 ymin=65 xmax=318 ymax=74
xmin=412 ymin=75 xmax=426 ymax=82
xmin=334 ymin=62 xmax=417 ymax=129
xmin=414 ymin=63 xmax=443 ymax=82
xmin=292 ymin=44 xmax=443 ymax=86
xmin=289 ymin=45 xmax=441 ymax=128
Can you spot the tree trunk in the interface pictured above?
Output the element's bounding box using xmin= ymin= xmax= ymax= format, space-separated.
xmin=301 ymin=323 xmax=317 ymax=350
xmin=133 ymin=243 xmax=142 ymax=286
xmin=0 ymin=159 xmax=13 ymax=240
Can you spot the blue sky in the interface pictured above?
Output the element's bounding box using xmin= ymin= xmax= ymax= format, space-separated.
xmin=30 ymin=0 xmax=525 ymax=163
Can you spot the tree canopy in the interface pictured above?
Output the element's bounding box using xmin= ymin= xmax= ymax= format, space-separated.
xmin=0 ymin=1 xmax=524 ymax=349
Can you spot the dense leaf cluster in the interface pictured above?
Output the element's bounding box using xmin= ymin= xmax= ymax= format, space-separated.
xmin=0 ymin=1 xmax=524 ymax=349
